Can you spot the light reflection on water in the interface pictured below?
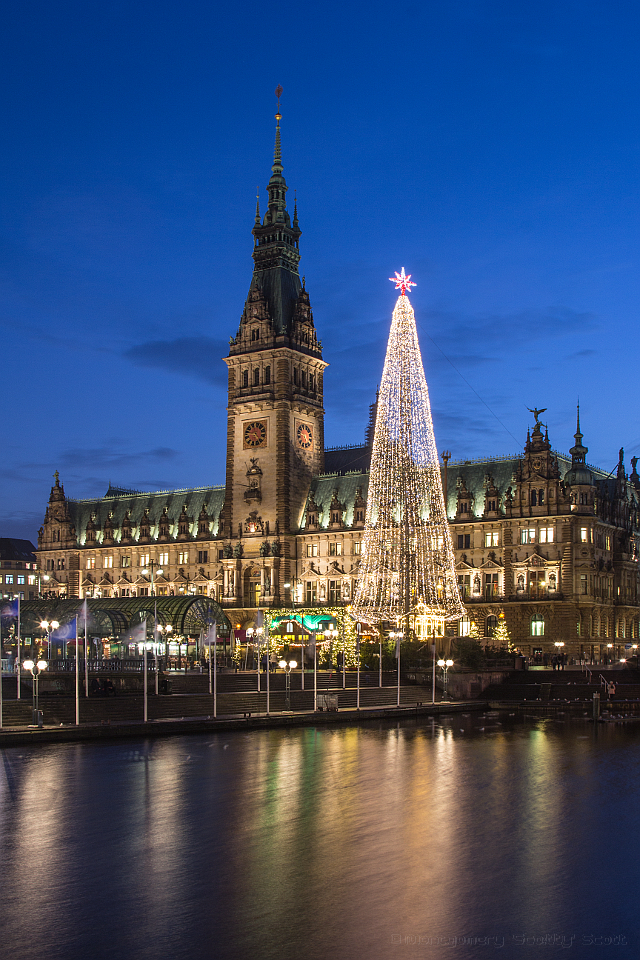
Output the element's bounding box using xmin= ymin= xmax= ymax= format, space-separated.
xmin=1 ymin=716 xmax=638 ymax=960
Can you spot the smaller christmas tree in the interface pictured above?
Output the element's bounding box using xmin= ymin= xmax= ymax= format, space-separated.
xmin=491 ymin=612 xmax=512 ymax=651
xmin=468 ymin=621 xmax=480 ymax=640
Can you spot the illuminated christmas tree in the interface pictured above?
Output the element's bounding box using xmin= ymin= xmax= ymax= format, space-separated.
xmin=468 ymin=621 xmax=480 ymax=640
xmin=491 ymin=612 xmax=512 ymax=651
xmin=352 ymin=270 xmax=465 ymax=630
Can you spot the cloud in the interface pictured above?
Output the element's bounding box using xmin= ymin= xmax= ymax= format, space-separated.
xmin=123 ymin=336 xmax=229 ymax=386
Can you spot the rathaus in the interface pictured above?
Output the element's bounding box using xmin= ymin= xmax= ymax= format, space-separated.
xmin=37 ymin=105 xmax=640 ymax=660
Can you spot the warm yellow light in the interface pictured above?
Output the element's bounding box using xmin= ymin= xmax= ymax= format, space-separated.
xmin=40 ymin=620 xmax=49 ymax=630
xmin=289 ymin=660 xmax=297 ymax=669
xmin=437 ymin=659 xmax=445 ymax=667
xmin=446 ymin=659 xmax=454 ymax=667
xmin=278 ymin=659 xmax=287 ymax=669
xmin=22 ymin=660 xmax=35 ymax=671
xmin=352 ymin=291 xmax=464 ymax=627
xmin=37 ymin=660 xmax=48 ymax=671
xmin=51 ymin=620 xmax=59 ymax=630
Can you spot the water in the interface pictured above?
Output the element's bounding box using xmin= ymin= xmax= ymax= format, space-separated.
xmin=0 ymin=714 xmax=638 ymax=960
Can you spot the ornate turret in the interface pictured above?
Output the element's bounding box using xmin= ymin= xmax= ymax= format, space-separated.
xmin=564 ymin=405 xmax=594 ymax=488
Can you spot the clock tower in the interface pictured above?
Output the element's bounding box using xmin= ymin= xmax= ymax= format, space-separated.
xmin=222 ymin=91 xmax=326 ymax=599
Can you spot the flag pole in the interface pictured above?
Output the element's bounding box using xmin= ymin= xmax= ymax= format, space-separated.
xmin=154 ymin=600 xmax=159 ymax=696
xmin=213 ymin=622 xmax=217 ymax=718
xmin=0 ymin=614 xmax=3 ymax=728
xmin=143 ymin=643 xmax=148 ymax=722
xmin=16 ymin=597 xmax=21 ymax=700
xmin=75 ymin=616 xmax=79 ymax=725
xmin=84 ymin=602 xmax=89 ymax=698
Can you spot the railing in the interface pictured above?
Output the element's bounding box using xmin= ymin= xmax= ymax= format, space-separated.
xmin=48 ymin=658 xmax=157 ymax=673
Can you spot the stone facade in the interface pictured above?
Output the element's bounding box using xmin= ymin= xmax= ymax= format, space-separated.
xmin=36 ymin=118 xmax=640 ymax=659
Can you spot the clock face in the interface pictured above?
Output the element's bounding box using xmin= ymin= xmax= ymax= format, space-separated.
xmin=243 ymin=421 xmax=267 ymax=448
xmin=297 ymin=423 xmax=313 ymax=449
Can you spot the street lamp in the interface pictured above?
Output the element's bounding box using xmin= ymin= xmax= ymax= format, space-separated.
xmin=437 ymin=658 xmax=454 ymax=699
xmin=246 ymin=626 xmax=264 ymax=689
xmin=389 ymin=630 xmax=403 ymax=706
xmin=324 ymin=625 xmax=338 ymax=678
xmin=39 ymin=620 xmax=59 ymax=661
xmin=155 ymin=623 xmax=172 ymax=667
xmin=22 ymin=659 xmax=47 ymax=725
xmin=278 ymin=658 xmax=297 ymax=711
xmin=142 ymin=562 xmax=163 ymax=597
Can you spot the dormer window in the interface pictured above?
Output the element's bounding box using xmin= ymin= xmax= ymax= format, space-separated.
xmin=251 ymin=328 xmax=259 ymax=342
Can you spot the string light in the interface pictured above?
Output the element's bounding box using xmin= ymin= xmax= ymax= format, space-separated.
xmin=352 ymin=287 xmax=465 ymax=627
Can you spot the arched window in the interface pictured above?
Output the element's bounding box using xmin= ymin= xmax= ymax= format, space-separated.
xmin=242 ymin=370 xmax=249 ymax=389
xmin=253 ymin=368 xmax=260 ymax=386
xmin=531 ymin=490 xmax=537 ymax=506
xmin=530 ymin=615 xmax=545 ymax=637
xmin=485 ymin=615 xmax=497 ymax=637
xmin=264 ymin=365 xmax=271 ymax=385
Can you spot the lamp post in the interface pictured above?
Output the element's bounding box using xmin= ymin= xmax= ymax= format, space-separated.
xmin=22 ymin=659 xmax=47 ymax=725
xmin=156 ymin=623 xmax=173 ymax=669
xmin=437 ymin=658 xmax=454 ymax=700
xmin=142 ymin=561 xmax=163 ymax=597
xmin=324 ymin=625 xmax=338 ymax=684
xmin=390 ymin=630 xmax=403 ymax=706
xmin=606 ymin=642 xmax=613 ymax=666
xmin=554 ymin=640 xmax=565 ymax=671
xmin=279 ymin=659 xmax=297 ymax=711
xmin=39 ymin=620 xmax=59 ymax=662
xmin=246 ymin=626 xmax=264 ymax=691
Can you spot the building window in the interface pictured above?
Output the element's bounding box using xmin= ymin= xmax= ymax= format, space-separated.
xmin=458 ymin=616 xmax=470 ymax=637
xmin=457 ymin=574 xmax=470 ymax=599
xmin=457 ymin=533 xmax=471 ymax=550
xmin=104 ymin=556 xmax=113 ymax=568
xmin=580 ymin=527 xmax=589 ymax=543
xmin=605 ymin=534 xmax=611 ymax=551
xmin=58 ymin=558 xmax=65 ymax=570
xmin=86 ymin=559 xmax=95 ymax=570
xmin=485 ymin=615 xmax=498 ymax=637
xmin=484 ymin=532 xmax=499 ymax=548
xmin=198 ymin=550 xmax=208 ymax=563
xmin=16 ymin=575 xmax=25 ymax=585
xmin=265 ymin=365 xmax=271 ymax=385
xmin=530 ymin=615 xmax=545 ymax=637
xmin=306 ymin=544 xmax=318 ymax=557
xmin=140 ymin=554 xmax=150 ymax=567
xmin=520 ymin=528 xmax=535 ymax=544
xmin=329 ymin=542 xmax=342 ymax=556
xmin=531 ymin=490 xmax=537 ymax=506
xmin=5 ymin=575 xmax=13 ymax=585
xmin=328 ymin=580 xmax=339 ymax=604
xmin=581 ymin=574 xmax=588 ymax=595
xmin=251 ymin=328 xmax=259 ymax=342
xmin=293 ymin=367 xmax=298 ymax=385
xmin=539 ymin=527 xmax=554 ymax=543
xmin=178 ymin=551 xmax=189 ymax=565
xmin=122 ymin=556 xmax=131 ymax=568
xmin=305 ymin=581 xmax=317 ymax=604
xmin=242 ymin=370 xmax=249 ymax=388
xmin=353 ymin=541 xmax=361 ymax=555
xmin=28 ymin=575 xmax=37 ymax=585
xmin=485 ymin=573 xmax=499 ymax=597
xmin=253 ymin=368 xmax=260 ymax=386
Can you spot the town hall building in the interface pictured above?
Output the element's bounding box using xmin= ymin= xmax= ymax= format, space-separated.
xmin=37 ymin=107 xmax=640 ymax=660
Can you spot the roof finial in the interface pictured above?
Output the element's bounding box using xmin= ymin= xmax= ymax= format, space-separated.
xmin=255 ymin=187 xmax=260 ymax=224
xmin=274 ymin=85 xmax=283 ymax=166
xmin=293 ymin=189 xmax=298 ymax=226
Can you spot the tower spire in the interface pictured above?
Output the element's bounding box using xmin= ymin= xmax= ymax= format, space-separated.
xmin=273 ymin=84 xmax=283 ymax=170
xmin=245 ymin=86 xmax=304 ymax=336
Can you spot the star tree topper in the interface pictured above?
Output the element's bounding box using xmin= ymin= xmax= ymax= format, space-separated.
xmin=389 ymin=267 xmax=416 ymax=296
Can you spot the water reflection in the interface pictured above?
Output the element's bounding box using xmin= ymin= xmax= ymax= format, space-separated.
xmin=1 ymin=717 xmax=638 ymax=960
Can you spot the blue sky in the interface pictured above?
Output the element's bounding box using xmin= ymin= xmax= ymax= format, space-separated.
xmin=2 ymin=0 xmax=640 ymax=541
